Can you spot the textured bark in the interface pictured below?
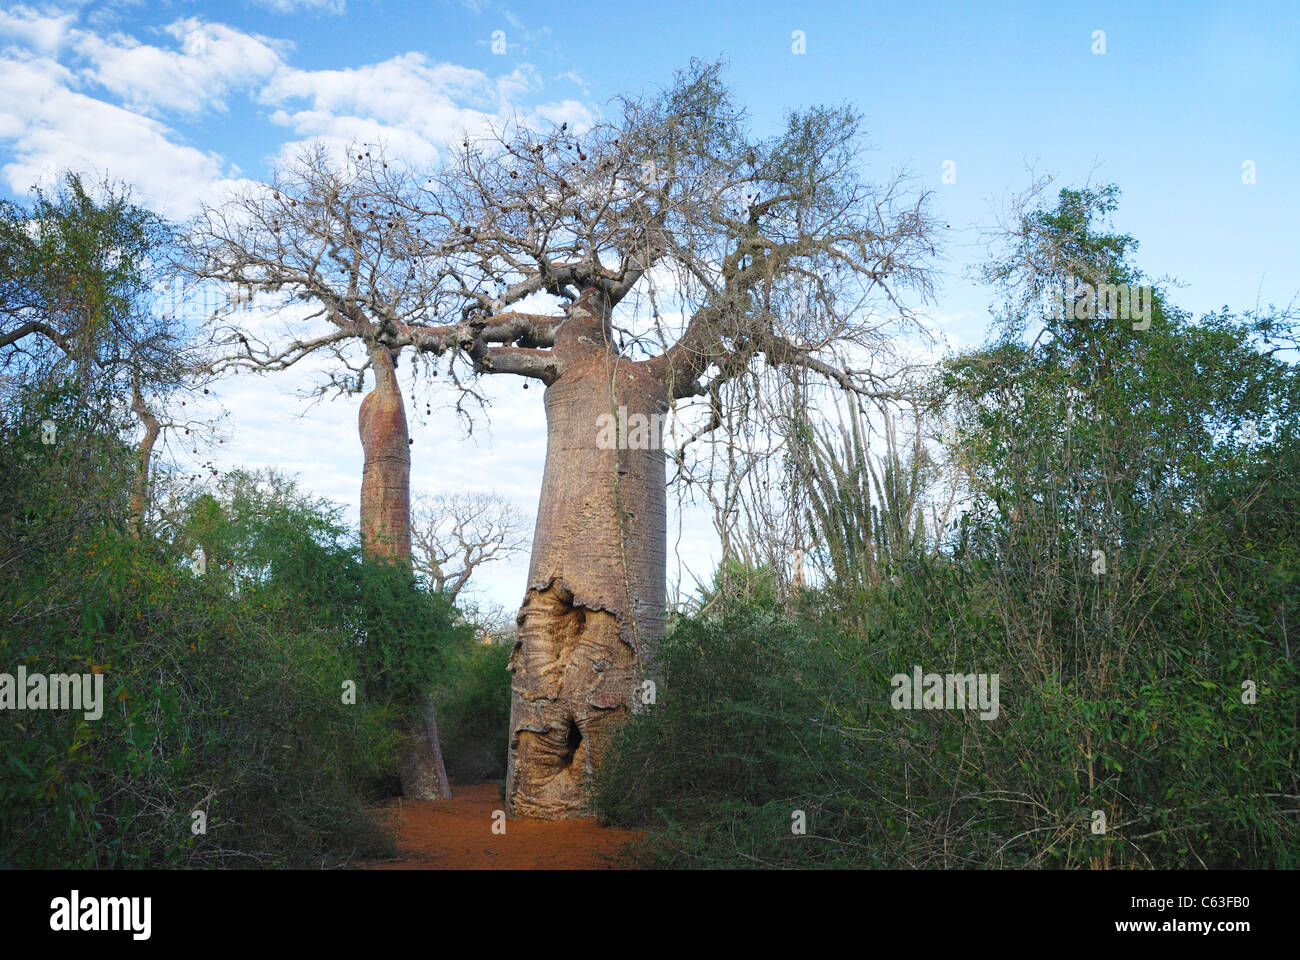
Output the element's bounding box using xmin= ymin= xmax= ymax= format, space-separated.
xmin=506 ymin=306 xmax=667 ymax=819
xmin=358 ymin=344 xmax=412 ymax=563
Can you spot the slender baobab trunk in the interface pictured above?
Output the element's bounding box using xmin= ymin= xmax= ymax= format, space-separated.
xmin=359 ymin=345 xmax=413 ymax=561
xmin=506 ymin=305 xmax=667 ymax=819
xmin=128 ymin=380 xmax=160 ymax=539
xmin=359 ymin=344 xmax=450 ymax=801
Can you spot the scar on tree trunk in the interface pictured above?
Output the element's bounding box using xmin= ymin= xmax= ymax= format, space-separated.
xmin=359 ymin=343 xmax=450 ymax=802
xmin=506 ymin=350 xmax=667 ymax=820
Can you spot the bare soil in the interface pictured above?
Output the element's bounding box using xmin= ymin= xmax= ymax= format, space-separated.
xmin=364 ymin=782 xmax=643 ymax=870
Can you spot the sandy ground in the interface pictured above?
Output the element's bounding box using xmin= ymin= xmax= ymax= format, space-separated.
xmin=364 ymin=782 xmax=643 ymax=870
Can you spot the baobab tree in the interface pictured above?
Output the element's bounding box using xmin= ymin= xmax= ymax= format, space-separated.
xmin=385 ymin=60 xmax=939 ymax=818
xmin=183 ymin=144 xmax=462 ymax=800
xmin=183 ymin=143 xmax=456 ymax=562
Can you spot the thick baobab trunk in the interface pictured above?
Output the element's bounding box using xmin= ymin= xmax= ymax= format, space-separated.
xmin=359 ymin=344 xmax=449 ymax=801
xmin=506 ymin=347 xmax=667 ymax=819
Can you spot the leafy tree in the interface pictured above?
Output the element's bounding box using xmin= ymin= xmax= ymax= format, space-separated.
xmin=0 ymin=172 xmax=216 ymax=538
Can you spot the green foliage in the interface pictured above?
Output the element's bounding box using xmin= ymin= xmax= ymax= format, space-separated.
xmin=597 ymin=569 xmax=1298 ymax=868
xmin=434 ymin=639 xmax=512 ymax=783
xmin=0 ymin=427 xmax=474 ymax=866
xmin=592 ymin=607 xmax=858 ymax=867
xmin=797 ymin=400 xmax=937 ymax=597
xmin=352 ymin=560 xmax=468 ymax=710
xmin=595 ymin=184 xmax=1300 ymax=869
xmin=171 ymin=468 xmax=469 ymax=711
xmin=694 ymin=555 xmax=783 ymax=614
xmin=0 ymin=171 xmax=180 ymax=396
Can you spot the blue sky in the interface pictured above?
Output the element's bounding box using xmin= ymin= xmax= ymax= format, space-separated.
xmin=1 ymin=0 xmax=1296 ymax=608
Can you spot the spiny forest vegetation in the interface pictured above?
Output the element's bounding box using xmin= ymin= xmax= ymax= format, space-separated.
xmin=2 ymin=62 xmax=1296 ymax=869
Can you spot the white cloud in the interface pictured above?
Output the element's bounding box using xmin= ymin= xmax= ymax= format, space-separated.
xmin=530 ymin=98 xmax=597 ymax=133
xmin=0 ymin=12 xmax=290 ymax=215
xmin=261 ymin=54 xmax=550 ymax=167
xmin=69 ymin=18 xmax=286 ymax=117
xmin=260 ymin=56 xmax=599 ymax=170
xmin=0 ymin=5 xmax=75 ymax=55
xmin=555 ymin=70 xmax=588 ymax=94
xmin=264 ymin=54 xmax=512 ymax=123
xmin=0 ymin=55 xmax=245 ymax=217
xmin=0 ymin=10 xmax=341 ymax=216
xmin=249 ymin=0 xmax=346 ymax=13
xmin=2 ymin=11 xmax=594 ymax=212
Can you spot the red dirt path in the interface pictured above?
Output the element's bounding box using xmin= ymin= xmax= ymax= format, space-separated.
xmin=365 ymin=782 xmax=643 ymax=870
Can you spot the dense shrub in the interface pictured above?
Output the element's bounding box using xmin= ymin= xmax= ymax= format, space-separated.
xmin=593 ymin=188 xmax=1300 ymax=869
xmin=0 ymin=396 xmax=460 ymax=866
xmin=595 ymin=563 xmax=1298 ymax=869
xmin=435 ymin=638 xmax=512 ymax=783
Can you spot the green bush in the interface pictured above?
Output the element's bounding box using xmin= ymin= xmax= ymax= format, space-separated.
xmin=434 ymin=638 xmax=512 ymax=783
xmin=595 ymin=569 xmax=1299 ymax=869
xmin=592 ymin=605 xmax=869 ymax=868
xmin=0 ymin=415 xmax=428 ymax=867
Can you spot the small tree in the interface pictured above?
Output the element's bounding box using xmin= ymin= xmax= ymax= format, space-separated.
xmin=411 ymin=491 xmax=529 ymax=602
xmin=0 ymin=172 xmax=214 ymax=538
xmin=184 ymin=142 xmax=456 ymax=564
